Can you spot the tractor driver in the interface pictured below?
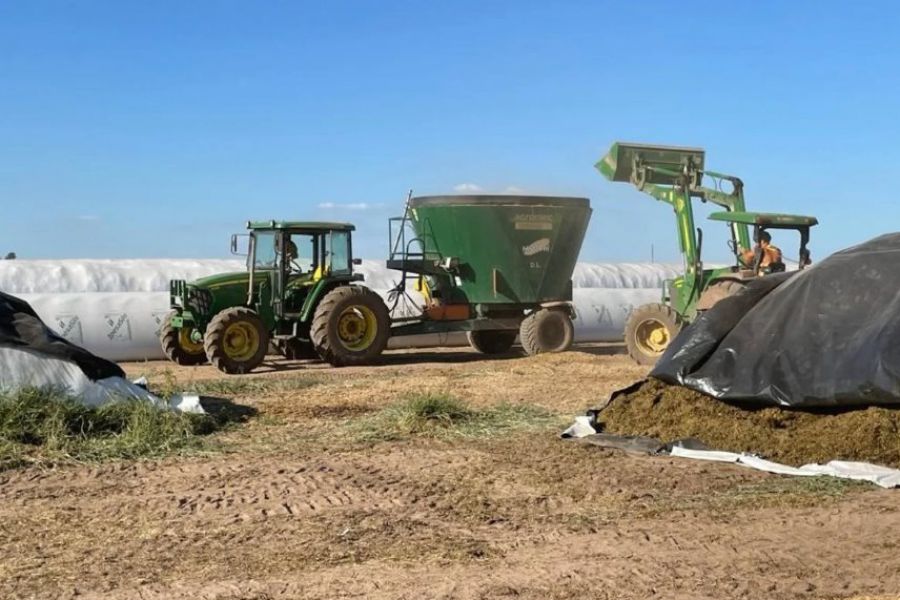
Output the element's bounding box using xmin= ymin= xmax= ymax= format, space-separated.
xmin=740 ymin=230 xmax=783 ymax=272
xmin=282 ymin=238 xmax=303 ymax=273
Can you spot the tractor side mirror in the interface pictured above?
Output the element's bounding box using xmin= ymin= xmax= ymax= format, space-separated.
xmin=352 ymin=258 xmax=362 ymax=265
xmin=231 ymin=234 xmax=250 ymax=256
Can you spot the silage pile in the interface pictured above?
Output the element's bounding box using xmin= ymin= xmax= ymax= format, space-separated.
xmin=598 ymin=379 xmax=900 ymax=467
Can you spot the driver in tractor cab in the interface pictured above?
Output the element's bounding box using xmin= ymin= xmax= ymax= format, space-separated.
xmin=284 ymin=238 xmax=300 ymax=271
xmin=740 ymin=230 xmax=784 ymax=273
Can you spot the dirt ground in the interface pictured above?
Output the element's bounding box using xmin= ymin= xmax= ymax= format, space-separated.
xmin=2 ymin=345 xmax=899 ymax=600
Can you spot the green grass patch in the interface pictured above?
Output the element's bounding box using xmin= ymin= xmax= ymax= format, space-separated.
xmin=0 ymin=387 xmax=236 ymax=470
xmin=348 ymin=392 xmax=562 ymax=442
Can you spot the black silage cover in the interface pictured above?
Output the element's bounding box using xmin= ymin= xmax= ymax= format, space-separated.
xmin=652 ymin=233 xmax=900 ymax=407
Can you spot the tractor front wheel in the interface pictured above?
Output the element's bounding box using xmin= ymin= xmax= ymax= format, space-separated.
xmin=520 ymin=309 xmax=574 ymax=355
xmin=311 ymin=286 xmax=390 ymax=366
xmin=624 ymin=303 xmax=682 ymax=366
xmin=204 ymin=307 xmax=269 ymax=374
xmin=160 ymin=311 xmax=207 ymax=366
xmin=467 ymin=330 xmax=517 ymax=354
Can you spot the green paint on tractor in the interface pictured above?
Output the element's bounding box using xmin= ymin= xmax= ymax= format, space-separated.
xmin=162 ymin=194 xmax=593 ymax=375
xmin=596 ymin=141 xmax=819 ymax=366
xmin=397 ymin=195 xmax=590 ymax=305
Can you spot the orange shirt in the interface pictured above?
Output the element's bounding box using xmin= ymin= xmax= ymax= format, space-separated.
xmin=741 ymin=244 xmax=782 ymax=268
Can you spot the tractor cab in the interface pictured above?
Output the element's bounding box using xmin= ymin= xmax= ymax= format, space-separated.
xmin=708 ymin=211 xmax=818 ymax=275
xmin=236 ymin=221 xmax=363 ymax=318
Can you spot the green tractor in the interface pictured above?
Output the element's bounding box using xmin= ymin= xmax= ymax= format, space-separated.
xmin=160 ymin=221 xmax=390 ymax=373
xmin=162 ymin=195 xmax=593 ymax=375
xmin=596 ymin=142 xmax=818 ymax=365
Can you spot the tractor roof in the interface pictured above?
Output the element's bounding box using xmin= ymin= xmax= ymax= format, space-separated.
xmin=708 ymin=211 xmax=818 ymax=228
xmin=246 ymin=220 xmax=355 ymax=232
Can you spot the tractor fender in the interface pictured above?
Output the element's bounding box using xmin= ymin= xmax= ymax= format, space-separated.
xmin=298 ymin=279 xmax=358 ymax=322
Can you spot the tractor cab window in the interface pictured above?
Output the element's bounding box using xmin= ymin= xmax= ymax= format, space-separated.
xmin=283 ymin=233 xmax=315 ymax=274
xmin=252 ymin=232 xmax=278 ymax=270
xmin=327 ymin=231 xmax=351 ymax=274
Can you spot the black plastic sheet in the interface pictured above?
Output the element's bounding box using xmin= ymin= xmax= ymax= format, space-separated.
xmin=652 ymin=233 xmax=900 ymax=407
xmin=0 ymin=291 xmax=124 ymax=381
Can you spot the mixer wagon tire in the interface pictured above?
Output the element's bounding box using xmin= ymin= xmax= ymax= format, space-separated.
xmin=160 ymin=311 xmax=207 ymax=366
xmin=204 ymin=307 xmax=269 ymax=374
xmin=466 ymin=330 xmax=517 ymax=354
xmin=520 ymin=309 xmax=574 ymax=355
xmin=624 ymin=303 xmax=682 ymax=366
xmin=311 ymin=285 xmax=390 ymax=367
xmin=696 ymin=279 xmax=747 ymax=312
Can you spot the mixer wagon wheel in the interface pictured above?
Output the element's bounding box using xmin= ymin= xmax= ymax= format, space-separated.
xmin=466 ymin=330 xmax=517 ymax=354
xmin=311 ymin=285 xmax=390 ymax=367
xmin=204 ymin=307 xmax=270 ymax=374
xmin=160 ymin=310 xmax=207 ymax=366
xmin=520 ymin=308 xmax=575 ymax=355
xmin=624 ymin=303 xmax=683 ymax=366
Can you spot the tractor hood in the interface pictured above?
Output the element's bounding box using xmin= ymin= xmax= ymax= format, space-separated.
xmin=189 ymin=271 xmax=251 ymax=289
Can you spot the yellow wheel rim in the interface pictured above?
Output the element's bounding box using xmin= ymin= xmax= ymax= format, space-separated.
xmin=223 ymin=321 xmax=260 ymax=361
xmin=179 ymin=328 xmax=205 ymax=355
xmin=635 ymin=319 xmax=670 ymax=355
xmin=336 ymin=305 xmax=378 ymax=351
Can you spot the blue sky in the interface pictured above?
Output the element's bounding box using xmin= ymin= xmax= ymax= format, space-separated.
xmin=1 ymin=1 xmax=898 ymax=263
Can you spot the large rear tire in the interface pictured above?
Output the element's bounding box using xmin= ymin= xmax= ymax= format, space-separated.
xmin=624 ymin=303 xmax=682 ymax=366
xmin=467 ymin=330 xmax=517 ymax=354
xmin=204 ymin=307 xmax=269 ymax=374
xmin=520 ymin=309 xmax=574 ymax=355
xmin=311 ymin=286 xmax=390 ymax=367
xmin=160 ymin=310 xmax=207 ymax=366
xmin=696 ymin=279 xmax=746 ymax=312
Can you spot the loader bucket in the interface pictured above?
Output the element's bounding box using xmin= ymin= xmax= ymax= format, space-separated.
xmin=596 ymin=142 xmax=705 ymax=185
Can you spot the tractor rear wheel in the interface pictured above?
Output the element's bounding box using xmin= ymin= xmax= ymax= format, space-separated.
xmin=696 ymin=279 xmax=747 ymax=312
xmin=160 ymin=311 xmax=207 ymax=366
xmin=624 ymin=303 xmax=682 ymax=366
xmin=204 ymin=307 xmax=269 ymax=374
xmin=467 ymin=330 xmax=517 ymax=354
xmin=311 ymin=286 xmax=390 ymax=366
xmin=520 ymin=309 xmax=574 ymax=355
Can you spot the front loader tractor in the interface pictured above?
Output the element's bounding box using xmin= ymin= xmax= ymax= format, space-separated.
xmin=596 ymin=142 xmax=818 ymax=365
xmin=160 ymin=221 xmax=390 ymax=374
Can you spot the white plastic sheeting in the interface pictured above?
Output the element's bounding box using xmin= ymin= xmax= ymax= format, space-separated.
xmin=560 ymin=419 xmax=900 ymax=489
xmin=18 ymin=287 xmax=662 ymax=361
xmin=572 ymin=262 xmax=681 ymax=289
xmin=669 ymin=446 xmax=900 ymax=489
xmin=0 ymin=259 xmax=245 ymax=294
xmin=3 ymin=258 xmax=673 ymax=361
xmin=0 ymin=347 xmax=202 ymax=411
xmin=0 ymin=259 xmax=679 ymax=294
xmin=17 ymin=292 xmax=173 ymax=362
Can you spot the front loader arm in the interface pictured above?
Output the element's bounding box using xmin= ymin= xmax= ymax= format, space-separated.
xmin=693 ymin=170 xmax=751 ymax=251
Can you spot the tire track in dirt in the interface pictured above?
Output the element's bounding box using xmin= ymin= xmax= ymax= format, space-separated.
xmin=62 ymin=494 xmax=900 ymax=600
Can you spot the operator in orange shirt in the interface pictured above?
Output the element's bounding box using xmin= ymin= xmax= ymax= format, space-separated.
xmin=741 ymin=230 xmax=783 ymax=271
